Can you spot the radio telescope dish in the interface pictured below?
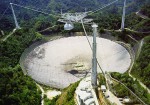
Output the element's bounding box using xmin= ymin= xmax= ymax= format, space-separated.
xmin=21 ymin=36 xmax=131 ymax=89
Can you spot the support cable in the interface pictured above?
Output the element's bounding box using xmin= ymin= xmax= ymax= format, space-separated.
xmin=0 ymin=5 xmax=10 ymax=21
xmin=88 ymin=0 xmax=118 ymax=15
xmin=10 ymin=3 xmax=20 ymax=29
xmin=38 ymin=25 xmax=57 ymax=33
xmin=81 ymin=20 xmax=140 ymax=98
xmin=109 ymin=74 xmax=147 ymax=105
xmin=81 ymin=19 xmax=92 ymax=49
xmin=10 ymin=3 xmax=58 ymax=17
xmin=81 ymin=19 xmax=105 ymax=76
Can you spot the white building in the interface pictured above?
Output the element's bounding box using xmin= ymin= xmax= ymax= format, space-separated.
xmin=75 ymin=77 xmax=99 ymax=105
xmin=101 ymin=85 xmax=106 ymax=92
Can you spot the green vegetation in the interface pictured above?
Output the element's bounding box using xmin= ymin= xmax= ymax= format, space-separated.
xmin=44 ymin=95 xmax=60 ymax=105
xmin=94 ymin=13 xmax=121 ymax=30
xmin=134 ymin=19 xmax=150 ymax=32
xmin=112 ymin=83 xmax=140 ymax=104
xmin=98 ymin=73 xmax=106 ymax=86
xmin=56 ymin=81 xmax=80 ymax=105
xmin=126 ymin=13 xmax=150 ymax=32
xmin=43 ymin=81 xmax=79 ymax=105
xmin=140 ymin=4 xmax=150 ymax=17
xmin=0 ymin=0 xmax=150 ymax=104
xmin=0 ymin=18 xmax=14 ymax=32
xmin=0 ymin=28 xmax=43 ymax=68
xmin=110 ymin=28 xmax=147 ymax=44
xmin=0 ymin=28 xmax=43 ymax=105
xmin=111 ymin=73 xmax=134 ymax=97
xmin=111 ymin=72 xmax=150 ymax=104
xmin=112 ymin=83 xmax=130 ymax=97
xmin=131 ymin=36 xmax=150 ymax=88
xmin=0 ymin=65 xmax=41 ymax=105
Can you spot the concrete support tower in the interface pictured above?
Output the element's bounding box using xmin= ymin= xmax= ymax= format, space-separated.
xmin=121 ymin=0 xmax=126 ymax=31
xmin=10 ymin=3 xmax=20 ymax=29
xmin=91 ymin=23 xmax=98 ymax=88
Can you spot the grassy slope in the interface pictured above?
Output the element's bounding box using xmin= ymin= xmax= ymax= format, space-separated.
xmin=44 ymin=81 xmax=80 ymax=105
xmin=56 ymin=81 xmax=80 ymax=105
xmin=131 ymin=36 xmax=150 ymax=89
xmin=0 ymin=28 xmax=43 ymax=105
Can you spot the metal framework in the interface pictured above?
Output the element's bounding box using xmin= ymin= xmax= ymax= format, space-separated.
xmin=58 ymin=12 xmax=93 ymax=25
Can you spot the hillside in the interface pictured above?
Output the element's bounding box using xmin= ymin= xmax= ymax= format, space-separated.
xmin=140 ymin=4 xmax=150 ymax=17
xmin=0 ymin=0 xmax=149 ymax=34
xmin=0 ymin=29 xmax=43 ymax=105
xmin=131 ymin=36 xmax=150 ymax=89
xmin=0 ymin=0 xmax=150 ymax=25
xmin=0 ymin=0 xmax=150 ymax=105
xmin=1 ymin=0 xmax=149 ymax=12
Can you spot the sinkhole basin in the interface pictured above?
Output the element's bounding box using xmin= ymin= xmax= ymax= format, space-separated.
xmin=21 ymin=36 xmax=131 ymax=89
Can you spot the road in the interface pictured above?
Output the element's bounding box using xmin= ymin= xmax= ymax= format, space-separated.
xmin=106 ymin=90 xmax=122 ymax=105
xmin=127 ymin=39 xmax=150 ymax=94
xmin=108 ymin=73 xmax=147 ymax=105
xmin=36 ymin=83 xmax=44 ymax=105
xmin=129 ymin=73 xmax=150 ymax=94
xmin=127 ymin=34 xmax=138 ymax=42
xmin=136 ymin=11 xmax=149 ymax=19
xmin=117 ymin=40 xmax=150 ymax=95
xmin=2 ymin=29 xmax=16 ymax=41
xmin=105 ymin=73 xmax=123 ymax=105
xmin=136 ymin=39 xmax=144 ymax=59
xmin=125 ymin=28 xmax=150 ymax=34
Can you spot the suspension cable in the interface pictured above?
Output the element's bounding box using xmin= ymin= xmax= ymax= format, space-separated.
xmin=81 ymin=19 xmax=92 ymax=49
xmin=38 ymin=25 xmax=57 ymax=33
xmin=0 ymin=5 xmax=10 ymax=21
xmin=81 ymin=19 xmax=105 ymax=76
xmin=10 ymin=3 xmax=59 ymax=17
xmin=88 ymin=0 xmax=118 ymax=15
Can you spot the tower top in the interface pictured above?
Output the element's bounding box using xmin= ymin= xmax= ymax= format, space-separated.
xmin=92 ymin=23 xmax=98 ymax=28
